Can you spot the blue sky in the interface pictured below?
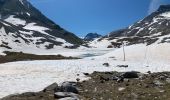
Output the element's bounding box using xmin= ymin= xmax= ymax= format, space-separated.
xmin=29 ymin=0 xmax=170 ymax=37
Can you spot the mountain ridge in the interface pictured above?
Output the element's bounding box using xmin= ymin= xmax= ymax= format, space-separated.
xmin=0 ymin=0 xmax=83 ymax=54
xmin=88 ymin=4 xmax=170 ymax=48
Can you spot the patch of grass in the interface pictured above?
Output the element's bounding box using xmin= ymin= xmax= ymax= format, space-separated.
xmin=0 ymin=51 xmax=79 ymax=64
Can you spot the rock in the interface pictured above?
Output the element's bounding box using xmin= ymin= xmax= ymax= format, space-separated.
xmin=159 ymin=90 xmax=165 ymax=93
xmin=153 ymin=80 xmax=164 ymax=87
xmin=99 ymin=76 xmax=110 ymax=81
xmin=64 ymin=45 xmax=79 ymax=49
xmin=54 ymin=92 xmax=78 ymax=99
xmin=76 ymin=78 xmax=80 ymax=82
xmin=118 ymin=87 xmax=126 ymax=91
xmin=107 ymin=45 xmax=113 ymax=48
xmin=159 ymin=76 xmax=166 ymax=80
xmin=100 ymin=80 xmax=105 ymax=83
xmin=43 ymin=83 xmax=58 ymax=92
xmin=147 ymin=71 xmax=151 ymax=74
xmin=83 ymin=73 xmax=89 ymax=76
xmin=58 ymin=97 xmax=79 ymax=100
xmin=145 ymin=85 xmax=149 ymax=88
xmin=122 ymin=71 xmax=139 ymax=78
xmin=166 ymin=78 xmax=170 ymax=83
xmin=103 ymin=63 xmax=109 ymax=67
xmin=117 ymin=65 xmax=128 ymax=68
xmin=117 ymin=76 xmax=124 ymax=83
xmin=59 ymin=82 xmax=79 ymax=94
xmin=112 ymin=76 xmax=119 ymax=80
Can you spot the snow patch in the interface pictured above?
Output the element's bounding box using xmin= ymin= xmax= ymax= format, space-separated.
xmin=19 ymin=0 xmax=24 ymax=5
xmin=23 ymin=23 xmax=50 ymax=35
xmin=5 ymin=15 xmax=26 ymax=26
xmin=160 ymin=12 xmax=170 ymax=18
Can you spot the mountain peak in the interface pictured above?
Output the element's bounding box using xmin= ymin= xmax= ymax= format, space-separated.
xmin=84 ymin=33 xmax=102 ymax=41
xmin=157 ymin=5 xmax=170 ymax=13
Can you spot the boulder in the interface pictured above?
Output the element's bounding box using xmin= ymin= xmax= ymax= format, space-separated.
xmin=107 ymin=45 xmax=113 ymax=48
xmin=117 ymin=76 xmax=124 ymax=83
xmin=122 ymin=71 xmax=139 ymax=78
xmin=59 ymin=82 xmax=79 ymax=94
xmin=54 ymin=92 xmax=78 ymax=99
xmin=43 ymin=83 xmax=58 ymax=92
xmin=58 ymin=97 xmax=79 ymax=100
xmin=112 ymin=76 xmax=119 ymax=80
xmin=83 ymin=73 xmax=89 ymax=76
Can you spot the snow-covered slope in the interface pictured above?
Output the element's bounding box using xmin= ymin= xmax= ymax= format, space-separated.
xmin=0 ymin=43 xmax=170 ymax=98
xmin=0 ymin=0 xmax=82 ymax=55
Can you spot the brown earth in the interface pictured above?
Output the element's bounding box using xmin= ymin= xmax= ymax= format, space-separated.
xmin=0 ymin=51 xmax=79 ymax=64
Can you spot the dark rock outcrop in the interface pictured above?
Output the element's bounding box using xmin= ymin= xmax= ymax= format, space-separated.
xmin=122 ymin=71 xmax=139 ymax=78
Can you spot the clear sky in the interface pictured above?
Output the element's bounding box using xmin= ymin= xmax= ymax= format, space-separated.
xmin=29 ymin=0 xmax=170 ymax=37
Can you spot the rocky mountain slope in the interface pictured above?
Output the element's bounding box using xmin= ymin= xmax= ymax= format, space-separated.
xmin=89 ymin=5 xmax=170 ymax=48
xmin=0 ymin=0 xmax=82 ymax=54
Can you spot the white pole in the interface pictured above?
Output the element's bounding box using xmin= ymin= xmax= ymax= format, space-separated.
xmin=122 ymin=41 xmax=126 ymax=61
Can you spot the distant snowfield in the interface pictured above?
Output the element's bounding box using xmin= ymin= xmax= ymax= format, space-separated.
xmin=0 ymin=43 xmax=170 ymax=98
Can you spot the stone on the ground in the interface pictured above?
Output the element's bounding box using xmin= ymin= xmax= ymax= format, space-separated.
xmin=43 ymin=83 xmax=58 ymax=92
xmin=166 ymin=78 xmax=170 ymax=83
xmin=153 ymin=80 xmax=164 ymax=87
xmin=76 ymin=78 xmax=80 ymax=82
xmin=103 ymin=63 xmax=109 ymax=67
xmin=83 ymin=73 xmax=89 ymax=76
xmin=122 ymin=71 xmax=139 ymax=78
xmin=117 ymin=65 xmax=128 ymax=68
xmin=117 ymin=76 xmax=124 ymax=83
xmin=58 ymin=97 xmax=79 ymax=100
xmin=118 ymin=87 xmax=126 ymax=91
xmin=147 ymin=71 xmax=151 ymax=74
xmin=54 ymin=92 xmax=78 ymax=99
xmin=112 ymin=76 xmax=119 ymax=80
xmin=59 ymin=82 xmax=79 ymax=94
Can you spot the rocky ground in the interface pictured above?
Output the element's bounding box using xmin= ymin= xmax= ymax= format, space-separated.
xmin=2 ymin=71 xmax=170 ymax=100
xmin=0 ymin=51 xmax=79 ymax=64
